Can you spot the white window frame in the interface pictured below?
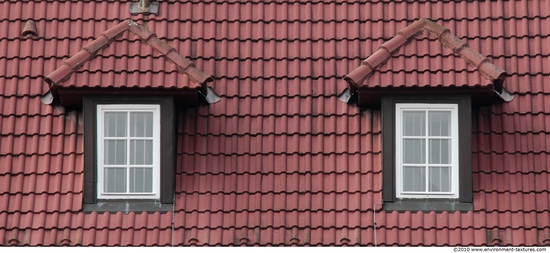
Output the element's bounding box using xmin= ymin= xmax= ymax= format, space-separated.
xmin=395 ymin=103 xmax=459 ymax=199
xmin=96 ymin=104 xmax=161 ymax=200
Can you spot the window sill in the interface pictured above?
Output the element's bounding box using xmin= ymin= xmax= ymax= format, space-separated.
xmin=383 ymin=199 xmax=473 ymax=213
xmin=83 ymin=200 xmax=173 ymax=213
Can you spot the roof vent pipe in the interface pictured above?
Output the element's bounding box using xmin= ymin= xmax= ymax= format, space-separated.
xmin=130 ymin=0 xmax=159 ymax=16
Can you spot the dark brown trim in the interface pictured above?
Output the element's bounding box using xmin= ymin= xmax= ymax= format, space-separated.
xmin=83 ymin=95 xmax=176 ymax=213
xmin=381 ymin=98 xmax=395 ymax=202
xmin=358 ymin=86 xmax=494 ymax=107
xmin=83 ymin=97 xmax=96 ymax=204
xmin=458 ymin=96 xmax=473 ymax=203
xmin=59 ymin=87 xmax=199 ymax=108
xmin=160 ymin=97 xmax=176 ymax=204
xmin=381 ymin=95 xmax=473 ymax=212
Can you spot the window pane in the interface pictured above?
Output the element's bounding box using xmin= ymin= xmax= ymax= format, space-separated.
xmin=428 ymin=111 xmax=451 ymax=136
xmin=104 ymin=140 xmax=127 ymax=165
xmin=429 ymin=166 xmax=451 ymax=192
xmin=403 ymin=139 xmax=425 ymax=164
xmin=429 ymin=139 xmax=450 ymax=164
xmin=104 ymin=112 xmax=128 ymax=137
xmin=130 ymin=140 xmax=153 ymax=165
xmin=104 ymin=167 xmax=127 ymax=193
xmin=403 ymin=111 xmax=425 ymax=136
xmin=403 ymin=166 xmax=426 ymax=192
xmin=130 ymin=112 xmax=154 ymax=137
xmin=130 ymin=167 xmax=153 ymax=193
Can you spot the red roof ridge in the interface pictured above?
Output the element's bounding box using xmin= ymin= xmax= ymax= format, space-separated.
xmin=43 ymin=19 xmax=213 ymax=103
xmin=344 ymin=18 xmax=508 ymax=93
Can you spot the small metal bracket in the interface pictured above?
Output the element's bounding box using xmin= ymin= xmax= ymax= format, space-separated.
xmin=337 ymin=87 xmax=358 ymax=104
xmin=40 ymin=90 xmax=55 ymax=105
xmin=130 ymin=0 xmax=159 ymax=16
xmin=199 ymin=86 xmax=221 ymax=104
xmin=495 ymin=87 xmax=515 ymax=102
xmin=337 ymin=88 xmax=352 ymax=103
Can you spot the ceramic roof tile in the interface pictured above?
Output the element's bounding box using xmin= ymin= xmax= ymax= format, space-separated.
xmin=21 ymin=20 xmax=38 ymax=37
xmin=1 ymin=0 xmax=550 ymax=247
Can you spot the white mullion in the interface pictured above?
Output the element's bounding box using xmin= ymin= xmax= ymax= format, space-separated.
xmin=100 ymin=110 xmax=107 ymax=194
xmin=424 ymin=109 xmax=429 ymax=193
xmin=102 ymin=137 xmax=131 ymax=140
xmin=426 ymin=136 xmax=452 ymax=139
xmin=103 ymin=111 xmax=107 ymax=194
xmin=405 ymin=163 xmax=449 ymax=167
xmin=403 ymin=164 xmax=428 ymax=167
xmin=401 ymin=136 xmax=425 ymax=139
xmin=131 ymin=135 xmax=136 ymax=193
xmin=128 ymin=137 xmax=154 ymax=141
xmin=126 ymin=112 xmax=131 ymax=194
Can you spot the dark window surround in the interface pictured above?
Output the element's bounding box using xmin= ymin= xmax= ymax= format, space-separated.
xmin=381 ymin=95 xmax=473 ymax=212
xmin=83 ymin=95 xmax=176 ymax=213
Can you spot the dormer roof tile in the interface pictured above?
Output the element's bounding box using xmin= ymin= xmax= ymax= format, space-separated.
xmin=345 ymin=18 xmax=508 ymax=95
xmin=43 ymin=19 xmax=213 ymax=105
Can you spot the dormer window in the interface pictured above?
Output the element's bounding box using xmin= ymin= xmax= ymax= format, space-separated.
xmin=40 ymin=20 xmax=218 ymax=213
xmin=381 ymin=96 xmax=472 ymax=212
xmin=343 ymin=19 xmax=511 ymax=212
xmin=97 ymin=104 xmax=160 ymax=200
xmin=395 ymin=103 xmax=459 ymax=199
xmin=83 ymin=96 xmax=176 ymax=213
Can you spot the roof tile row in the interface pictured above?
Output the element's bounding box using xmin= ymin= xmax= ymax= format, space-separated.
xmin=4 ymin=19 xmax=550 ymax=44
xmin=2 ymin=185 xmax=548 ymax=214
xmin=3 ymin=57 xmax=547 ymax=83
xmin=2 ymin=221 xmax=548 ymax=246
xmin=4 ymin=36 xmax=550 ymax=62
xmin=2 ymin=0 xmax=548 ymax=23
xmin=5 ymin=151 xmax=550 ymax=177
xmin=2 ymin=210 xmax=549 ymax=231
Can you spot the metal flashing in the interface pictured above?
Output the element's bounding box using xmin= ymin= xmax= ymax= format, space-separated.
xmin=201 ymin=86 xmax=222 ymax=105
xmin=336 ymin=87 xmax=355 ymax=104
xmin=130 ymin=0 xmax=159 ymax=16
xmin=495 ymin=88 xmax=515 ymax=103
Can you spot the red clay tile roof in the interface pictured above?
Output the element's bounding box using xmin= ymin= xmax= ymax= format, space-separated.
xmin=345 ymin=18 xmax=507 ymax=94
xmin=42 ymin=19 xmax=213 ymax=105
xmin=0 ymin=0 xmax=549 ymax=247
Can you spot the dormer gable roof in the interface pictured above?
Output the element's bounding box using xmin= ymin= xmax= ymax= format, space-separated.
xmin=41 ymin=19 xmax=214 ymax=106
xmin=343 ymin=18 xmax=512 ymax=106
